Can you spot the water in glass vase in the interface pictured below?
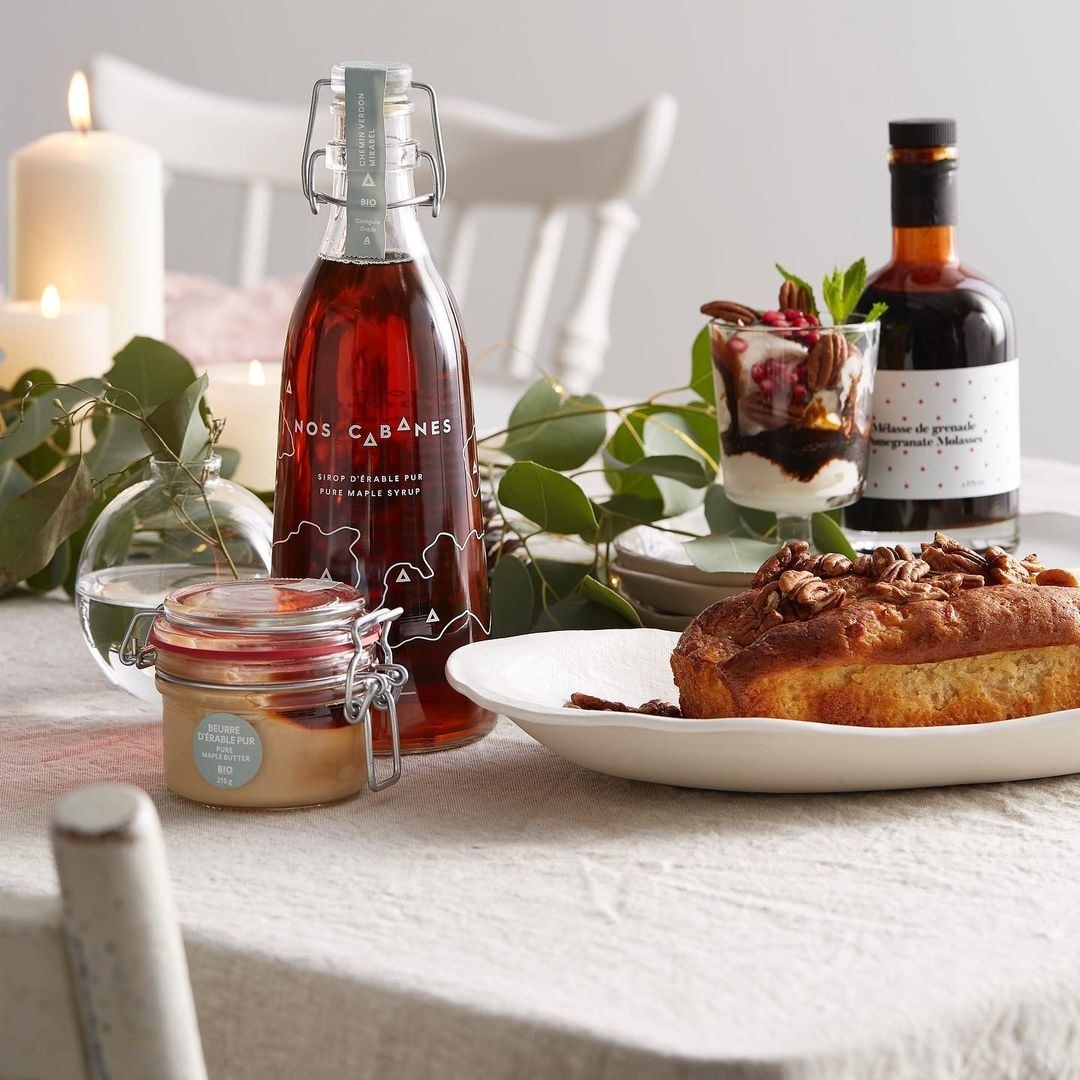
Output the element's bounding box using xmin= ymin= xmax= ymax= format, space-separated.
xmin=76 ymin=564 xmax=265 ymax=704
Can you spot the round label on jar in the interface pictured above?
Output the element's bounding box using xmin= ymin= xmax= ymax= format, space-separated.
xmin=193 ymin=713 xmax=263 ymax=789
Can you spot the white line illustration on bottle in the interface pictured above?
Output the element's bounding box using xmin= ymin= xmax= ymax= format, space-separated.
xmin=272 ymin=521 xmax=365 ymax=588
xmin=381 ymin=530 xmax=491 ymax=644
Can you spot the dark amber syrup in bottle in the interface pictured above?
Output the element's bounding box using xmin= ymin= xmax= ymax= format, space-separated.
xmin=847 ymin=271 xmax=1019 ymax=538
xmin=273 ymin=255 xmax=495 ymax=752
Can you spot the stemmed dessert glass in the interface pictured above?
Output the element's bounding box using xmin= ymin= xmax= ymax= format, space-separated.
xmin=709 ymin=313 xmax=879 ymax=545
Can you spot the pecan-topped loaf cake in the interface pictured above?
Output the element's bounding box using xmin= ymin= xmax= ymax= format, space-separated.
xmin=671 ymin=534 xmax=1080 ymax=726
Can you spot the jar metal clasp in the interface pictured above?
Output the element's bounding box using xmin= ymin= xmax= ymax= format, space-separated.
xmin=345 ymin=607 xmax=408 ymax=792
xmin=119 ymin=606 xmax=164 ymax=669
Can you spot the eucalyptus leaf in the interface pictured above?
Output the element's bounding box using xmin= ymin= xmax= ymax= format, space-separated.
xmin=579 ymin=574 xmax=641 ymax=626
xmin=8 ymin=369 xmax=54 ymax=397
xmin=62 ymin=493 xmax=111 ymax=597
xmin=703 ymin=485 xmax=744 ymax=534
xmin=216 ymin=446 xmax=241 ymax=481
xmin=532 ymin=593 xmax=636 ymax=632
xmin=529 ymin=559 xmax=591 ymax=605
xmin=811 ymin=511 xmax=858 ymax=559
xmin=0 ymin=377 xmax=102 ymax=463
xmin=490 ymin=554 xmax=536 ymax=638
xmin=85 ymin=412 xmax=150 ymax=482
xmin=689 ymin=325 xmax=715 ymax=406
xmin=683 ymin=534 xmax=781 ymax=573
xmin=498 ymin=461 xmax=597 ymax=535
xmin=26 ymin=540 xmax=69 ymax=592
xmin=17 ymin=420 xmax=71 ymax=481
xmin=605 ymin=407 xmax=716 ymax=518
xmin=704 ymin=484 xmax=778 ymax=540
xmin=609 ymin=453 xmax=713 ymax=489
xmin=0 ymin=459 xmax=94 ymax=588
xmin=142 ymin=374 xmax=212 ymax=461
xmin=589 ymin=492 xmax=666 ymax=544
xmin=0 ymin=459 xmax=35 ymax=510
xmin=502 ymin=379 xmax=607 ymax=471
xmin=106 ymin=337 xmax=198 ymax=409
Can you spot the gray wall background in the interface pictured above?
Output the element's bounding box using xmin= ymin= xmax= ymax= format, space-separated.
xmin=3 ymin=0 xmax=1075 ymax=463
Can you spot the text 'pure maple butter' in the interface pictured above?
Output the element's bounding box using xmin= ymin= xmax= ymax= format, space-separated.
xmin=272 ymin=61 xmax=494 ymax=753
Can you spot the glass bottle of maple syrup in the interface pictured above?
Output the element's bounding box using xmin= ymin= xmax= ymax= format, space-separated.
xmin=273 ymin=61 xmax=494 ymax=752
xmin=845 ymin=118 xmax=1021 ymax=550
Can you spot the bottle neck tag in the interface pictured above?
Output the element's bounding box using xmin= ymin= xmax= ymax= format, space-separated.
xmin=344 ymin=63 xmax=388 ymax=259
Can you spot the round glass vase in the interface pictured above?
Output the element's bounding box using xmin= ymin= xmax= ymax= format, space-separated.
xmin=75 ymin=454 xmax=274 ymax=704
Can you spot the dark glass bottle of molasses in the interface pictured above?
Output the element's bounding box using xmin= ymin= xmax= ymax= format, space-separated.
xmin=273 ymin=62 xmax=494 ymax=753
xmin=845 ymin=118 xmax=1020 ymax=550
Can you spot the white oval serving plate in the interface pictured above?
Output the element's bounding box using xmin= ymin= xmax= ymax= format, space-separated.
xmin=446 ymin=629 xmax=1080 ymax=793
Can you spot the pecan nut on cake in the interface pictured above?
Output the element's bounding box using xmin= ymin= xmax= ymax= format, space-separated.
xmin=671 ymin=534 xmax=1080 ymax=726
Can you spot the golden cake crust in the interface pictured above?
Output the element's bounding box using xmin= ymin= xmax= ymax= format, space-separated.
xmin=671 ymin=535 xmax=1080 ymax=727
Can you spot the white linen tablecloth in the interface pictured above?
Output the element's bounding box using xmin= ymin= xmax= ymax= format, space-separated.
xmin=1 ymin=463 xmax=1079 ymax=1080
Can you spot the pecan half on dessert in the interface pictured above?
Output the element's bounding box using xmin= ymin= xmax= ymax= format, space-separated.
xmin=806 ymin=332 xmax=847 ymax=391
xmin=700 ymin=300 xmax=759 ymax=325
xmin=778 ymin=279 xmax=813 ymax=315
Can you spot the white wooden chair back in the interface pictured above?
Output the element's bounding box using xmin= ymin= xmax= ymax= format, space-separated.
xmin=91 ymin=53 xmax=301 ymax=291
xmin=90 ymin=54 xmax=678 ymax=393
xmin=421 ymin=96 xmax=677 ymax=393
xmin=0 ymin=783 xmax=206 ymax=1080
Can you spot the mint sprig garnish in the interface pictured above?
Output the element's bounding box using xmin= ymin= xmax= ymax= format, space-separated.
xmin=775 ymin=263 xmax=819 ymax=319
xmin=778 ymin=257 xmax=887 ymax=325
xmin=822 ymin=257 xmax=867 ymax=325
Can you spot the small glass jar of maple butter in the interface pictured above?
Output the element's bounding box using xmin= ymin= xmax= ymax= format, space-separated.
xmin=121 ymin=578 xmax=407 ymax=808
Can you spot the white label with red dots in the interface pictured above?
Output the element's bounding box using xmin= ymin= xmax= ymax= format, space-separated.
xmin=864 ymin=360 xmax=1020 ymax=499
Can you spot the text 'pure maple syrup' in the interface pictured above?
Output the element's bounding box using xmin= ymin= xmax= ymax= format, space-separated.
xmin=273 ymin=61 xmax=494 ymax=752
xmin=845 ymin=118 xmax=1020 ymax=551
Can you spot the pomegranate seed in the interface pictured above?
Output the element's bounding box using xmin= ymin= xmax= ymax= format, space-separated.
xmin=759 ymin=378 xmax=774 ymax=396
xmin=786 ymin=369 xmax=801 ymax=385
xmin=751 ymin=362 xmax=764 ymax=381
xmin=792 ymin=385 xmax=809 ymax=404
xmin=782 ymin=308 xmax=800 ymax=320
xmin=729 ymin=336 xmax=748 ymax=354
xmin=807 ymin=314 xmax=820 ymax=327
xmin=804 ymin=330 xmax=820 ymax=346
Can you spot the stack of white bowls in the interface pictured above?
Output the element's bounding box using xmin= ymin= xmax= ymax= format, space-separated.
xmin=611 ymin=524 xmax=753 ymax=630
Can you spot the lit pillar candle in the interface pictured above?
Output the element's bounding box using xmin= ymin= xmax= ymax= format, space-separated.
xmin=9 ymin=71 xmax=164 ymax=355
xmin=0 ymin=285 xmax=109 ymax=386
xmin=208 ymin=360 xmax=282 ymax=492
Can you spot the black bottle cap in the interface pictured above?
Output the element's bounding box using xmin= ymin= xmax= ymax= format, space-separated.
xmin=889 ymin=118 xmax=957 ymax=149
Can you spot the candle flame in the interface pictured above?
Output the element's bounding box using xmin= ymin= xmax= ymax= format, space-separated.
xmin=248 ymin=359 xmax=266 ymax=387
xmin=41 ymin=285 xmax=61 ymax=319
xmin=68 ymin=71 xmax=92 ymax=133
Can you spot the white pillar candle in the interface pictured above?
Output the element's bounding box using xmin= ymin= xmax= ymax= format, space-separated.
xmin=0 ymin=285 xmax=109 ymax=386
xmin=208 ymin=360 xmax=281 ymax=492
xmin=8 ymin=72 xmax=164 ymax=355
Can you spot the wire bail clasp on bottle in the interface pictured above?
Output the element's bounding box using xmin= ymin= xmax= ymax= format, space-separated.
xmin=300 ymin=78 xmax=447 ymax=219
xmin=344 ymin=607 xmax=408 ymax=792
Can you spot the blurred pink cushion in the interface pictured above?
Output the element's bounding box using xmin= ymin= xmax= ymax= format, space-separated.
xmin=164 ymin=272 xmax=303 ymax=368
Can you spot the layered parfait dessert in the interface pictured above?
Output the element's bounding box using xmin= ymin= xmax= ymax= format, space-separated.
xmin=704 ymin=279 xmax=879 ymax=513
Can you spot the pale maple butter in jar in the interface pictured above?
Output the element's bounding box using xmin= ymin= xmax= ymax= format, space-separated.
xmin=121 ymin=579 xmax=406 ymax=808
